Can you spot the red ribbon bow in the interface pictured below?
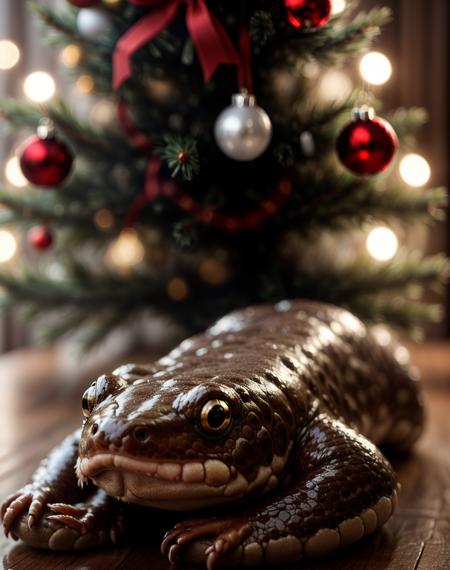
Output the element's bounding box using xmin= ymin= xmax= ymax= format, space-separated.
xmin=114 ymin=0 xmax=241 ymax=89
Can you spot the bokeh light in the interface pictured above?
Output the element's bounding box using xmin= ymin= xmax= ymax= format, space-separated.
xmin=76 ymin=74 xmax=95 ymax=94
xmin=0 ymin=40 xmax=20 ymax=70
xmin=399 ymin=154 xmax=431 ymax=188
xmin=23 ymin=71 xmax=56 ymax=103
xmin=331 ymin=0 xmax=346 ymax=15
xmin=90 ymin=99 xmax=117 ymax=125
xmin=366 ymin=227 xmax=398 ymax=262
xmin=5 ymin=157 xmax=28 ymax=188
xmin=0 ymin=230 xmax=17 ymax=263
xmin=167 ymin=277 xmax=189 ymax=301
xmin=145 ymin=78 xmax=175 ymax=104
xmin=199 ymin=258 xmax=229 ymax=286
xmin=303 ymin=61 xmax=320 ymax=79
xmin=360 ymin=52 xmax=392 ymax=86
xmin=94 ymin=208 xmax=114 ymax=231
xmin=60 ymin=44 xmax=82 ymax=68
xmin=106 ymin=229 xmax=144 ymax=270
xmin=318 ymin=70 xmax=352 ymax=103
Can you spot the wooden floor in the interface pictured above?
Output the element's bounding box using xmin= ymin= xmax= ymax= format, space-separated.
xmin=0 ymin=345 xmax=449 ymax=569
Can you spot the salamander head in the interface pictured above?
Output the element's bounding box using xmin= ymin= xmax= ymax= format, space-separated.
xmin=77 ymin=366 xmax=296 ymax=511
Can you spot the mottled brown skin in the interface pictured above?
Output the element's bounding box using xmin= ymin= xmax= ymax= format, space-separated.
xmin=1 ymin=301 xmax=423 ymax=568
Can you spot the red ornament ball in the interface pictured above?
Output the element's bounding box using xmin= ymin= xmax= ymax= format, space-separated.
xmin=68 ymin=0 xmax=100 ymax=7
xmin=336 ymin=116 xmax=398 ymax=175
xmin=20 ymin=136 xmax=73 ymax=187
xmin=285 ymin=0 xmax=332 ymax=29
xmin=27 ymin=226 xmax=54 ymax=251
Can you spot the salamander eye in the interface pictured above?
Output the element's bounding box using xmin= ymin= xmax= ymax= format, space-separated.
xmin=200 ymin=399 xmax=231 ymax=434
xmin=82 ymin=383 xmax=97 ymax=418
xmin=81 ymin=374 xmax=129 ymax=418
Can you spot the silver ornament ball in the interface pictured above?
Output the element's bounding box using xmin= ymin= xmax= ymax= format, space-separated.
xmin=214 ymin=92 xmax=272 ymax=161
xmin=77 ymin=8 xmax=113 ymax=39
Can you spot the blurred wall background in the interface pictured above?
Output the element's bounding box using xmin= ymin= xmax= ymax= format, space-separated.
xmin=363 ymin=0 xmax=449 ymax=336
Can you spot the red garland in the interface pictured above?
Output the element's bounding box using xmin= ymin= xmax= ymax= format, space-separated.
xmin=161 ymin=178 xmax=292 ymax=232
xmin=114 ymin=0 xmax=241 ymax=88
xmin=117 ymin=99 xmax=161 ymax=228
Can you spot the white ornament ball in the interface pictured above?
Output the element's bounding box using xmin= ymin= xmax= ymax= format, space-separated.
xmin=214 ymin=92 xmax=272 ymax=161
xmin=77 ymin=8 xmax=113 ymax=39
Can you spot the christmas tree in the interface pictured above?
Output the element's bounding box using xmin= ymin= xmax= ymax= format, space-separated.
xmin=0 ymin=0 xmax=447 ymax=350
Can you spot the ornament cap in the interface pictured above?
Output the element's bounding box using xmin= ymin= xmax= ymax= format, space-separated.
xmin=37 ymin=118 xmax=55 ymax=140
xmin=232 ymin=89 xmax=256 ymax=108
xmin=352 ymin=106 xmax=375 ymax=122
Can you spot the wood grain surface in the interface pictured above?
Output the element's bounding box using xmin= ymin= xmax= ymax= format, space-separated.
xmin=0 ymin=345 xmax=449 ymax=570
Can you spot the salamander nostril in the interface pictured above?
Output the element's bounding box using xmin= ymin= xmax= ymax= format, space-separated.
xmin=133 ymin=427 xmax=150 ymax=443
xmin=91 ymin=423 xmax=99 ymax=436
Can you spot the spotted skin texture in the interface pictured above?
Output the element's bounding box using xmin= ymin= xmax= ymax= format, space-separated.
xmin=1 ymin=301 xmax=423 ymax=567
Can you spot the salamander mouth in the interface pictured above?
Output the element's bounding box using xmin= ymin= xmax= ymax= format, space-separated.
xmin=76 ymin=453 xmax=261 ymax=510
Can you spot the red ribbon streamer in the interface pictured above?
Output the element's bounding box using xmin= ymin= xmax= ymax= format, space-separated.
xmin=117 ymin=99 xmax=161 ymax=227
xmin=114 ymin=0 xmax=241 ymax=89
xmin=237 ymin=2 xmax=253 ymax=93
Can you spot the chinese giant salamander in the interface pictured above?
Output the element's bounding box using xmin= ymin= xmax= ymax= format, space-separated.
xmin=2 ymin=301 xmax=423 ymax=568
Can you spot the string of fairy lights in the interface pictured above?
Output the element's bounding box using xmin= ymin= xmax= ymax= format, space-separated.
xmin=0 ymin=0 xmax=434 ymax=272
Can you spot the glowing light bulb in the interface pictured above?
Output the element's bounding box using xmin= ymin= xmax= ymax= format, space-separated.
xmin=145 ymin=78 xmax=174 ymax=103
xmin=360 ymin=52 xmax=392 ymax=86
xmin=5 ymin=156 xmax=28 ymax=188
xmin=23 ymin=71 xmax=56 ymax=103
xmin=167 ymin=277 xmax=189 ymax=301
xmin=303 ymin=61 xmax=320 ymax=79
xmin=94 ymin=208 xmax=114 ymax=230
xmin=90 ymin=100 xmax=116 ymax=125
xmin=0 ymin=230 xmax=17 ymax=263
xmin=399 ymin=154 xmax=431 ymax=187
xmin=199 ymin=259 xmax=229 ymax=286
xmin=60 ymin=44 xmax=82 ymax=68
xmin=318 ymin=70 xmax=352 ymax=103
xmin=366 ymin=227 xmax=398 ymax=262
xmin=0 ymin=40 xmax=20 ymax=70
xmin=76 ymin=74 xmax=94 ymax=94
xmin=331 ymin=0 xmax=346 ymax=15
xmin=106 ymin=229 xmax=144 ymax=270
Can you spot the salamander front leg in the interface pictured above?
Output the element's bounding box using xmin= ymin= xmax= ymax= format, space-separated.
xmin=162 ymin=414 xmax=399 ymax=568
xmin=1 ymin=429 xmax=129 ymax=550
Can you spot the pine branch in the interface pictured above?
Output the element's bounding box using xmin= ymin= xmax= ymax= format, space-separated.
xmin=0 ymin=188 xmax=95 ymax=227
xmin=387 ymin=107 xmax=428 ymax=132
xmin=284 ymin=169 xmax=447 ymax=232
xmin=30 ymin=0 xmax=115 ymax=92
xmin=0 ymin=261 xmax=235 ymax=345
xmin=277 ymin=7 xmax=392 ymax=65
xmin=291 ymin=252 xmax=449 ymax=301
xmin=350 ymin=298 xmax=442 ymax=338
xmin=0 ymin=98 xmax=132 ymax=161
xmin=284 ymin=252 xmax=449 ymax=334
xmin=157 ymin=136 xmax=200 ymax=181
xmin=29 ymin=1 xmax=116 ymax=53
